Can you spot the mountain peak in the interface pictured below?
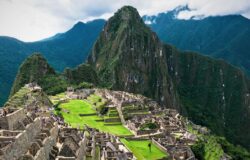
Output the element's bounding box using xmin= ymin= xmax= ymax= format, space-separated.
xmin=73 ymin=21 xmax=85 ymax=29
xmin=106 ymin=5 xmax=143 ymax=30
xmin=10 ymin=53 xmax=56 ymax=96
xmin=88 ymin=6 xmax=176 ymax=107
xmin=116 ymin=6 xmax=141 ymax=19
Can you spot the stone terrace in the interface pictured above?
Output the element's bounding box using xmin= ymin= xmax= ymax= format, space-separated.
xmin=0 ymin=93 xmax=135 ymax=160
xmin=96 ymin=89 xmax=197 ymax=160
xmin=0 ymin=84 xmax=199 ymax=160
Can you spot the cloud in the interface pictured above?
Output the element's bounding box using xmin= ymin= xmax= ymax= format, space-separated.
xmin=177 ymin=0 xmax=250 ymax=19
xmin=0 ymin=0 xmax=249 ymax=41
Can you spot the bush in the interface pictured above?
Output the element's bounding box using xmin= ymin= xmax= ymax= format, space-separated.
xmin=39 ymin=75 xmax=68 ymax=95
xmin=75 ymin=82 xmax=94 ymax=89
xmin=216 ymin=137 xmax=250 ymax=160
xmin=100 ymin=106 xmax=109 ymax=115
xmin=140 ymin=122 xmax=158 ymax=130
xmin=191 ymin=140 xmax=205 ymax=160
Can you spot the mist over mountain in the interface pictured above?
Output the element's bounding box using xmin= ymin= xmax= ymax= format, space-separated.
xmin=143 ymin=6 xmax=250 ymax=74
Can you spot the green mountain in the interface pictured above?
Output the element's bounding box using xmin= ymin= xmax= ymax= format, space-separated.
xmin=143 ymin=7 xmax=250 ymax=74
xmin=63 ymin=64 xmax=99 ymax=85
xmin=88 ymin=6 xmax=178 ymax=109
xmin=10 ymin=53 xmax=56 ymax=96
xmin=11 ymin=53 xmax=98 ymax=99
xmin=0 ymin=19 xmax=105 ymax=106
xmin=89 ymin=6 xmax=250 ymax=150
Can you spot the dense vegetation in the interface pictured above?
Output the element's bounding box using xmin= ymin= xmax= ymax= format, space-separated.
xmin=63 ymin=64 xmax=98 ymax=85
xmin=166 ymin=49 xmax=250 ymax=149
xmin=10 ymin=53 xmax=56 ymax=96
xmin=10 ymin=53 xmax=98 ymax=100
xmin=188 ymin=124 xmax=250 ymax=160
xmin=88 ymin=6 xmax=176 ymax=108
xmin=191 ymin=136 xmax=224 ymax=160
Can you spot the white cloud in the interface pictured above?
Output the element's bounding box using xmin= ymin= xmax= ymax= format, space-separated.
xmin=0 ymin=0 xmax=249 ymax=41
xmin=177 ymin=0 xmax=250 ymax=19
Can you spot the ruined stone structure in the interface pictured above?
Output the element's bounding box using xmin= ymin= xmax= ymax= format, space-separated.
xmin=0 ymin=85 xmax=135 ymax=160
xmin=66 ymin=88 xmax=94 ymax=100
xmin=97 ymin=89 xmax=197 ymax=160
xmin=0 ymin=84 xmax=203 ymax=160
xmin=0 ymin=106 xmax=134 ymax=160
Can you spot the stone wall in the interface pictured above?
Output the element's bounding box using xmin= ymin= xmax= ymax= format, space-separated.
xmin=0 ymin=130 xmax=21 ymax=136
xmin=34 ymin=123 xmax=59 ymax=160
xmin=34 ymin=148 xmax=46 ymax=160
xmin=0 ymin=118 xmax=42 ymax=159
xmin=0 ymin=117 xmax=8 ymax=130
xmin=8 ymin=108 xmax=26 ymax=130
xmin=76 ymin=139 xmax=86 ymax=160
xmin=0 ymin=108 xmax=26 ymax=130
xmin=136 ymin=129 xmax=157 ymax=135
xmin=152 ymin=138 xmax=168 ymax=153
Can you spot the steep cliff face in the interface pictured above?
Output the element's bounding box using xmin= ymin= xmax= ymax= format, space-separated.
xmin=164 ymin=45 xmax=250 ymax=148
xmin=89 ymin=6 xmax=250 ymax=149
xmin=88 ymin=6 xmax=178 ymax=108
xmin=10 ymin=53 xmax=56 ymax=96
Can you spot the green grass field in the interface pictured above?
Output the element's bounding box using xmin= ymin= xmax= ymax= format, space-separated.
xmin=120 ymin=138 xmax=167 ymax=160
xmin=58 ymin=99 xmax=132 ymax=136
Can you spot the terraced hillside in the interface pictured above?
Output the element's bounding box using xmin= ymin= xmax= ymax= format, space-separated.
xmin=52 ymin=94 xmax=132 ymax=136
xmin=50 ymin=90 xmax=171 ymax=159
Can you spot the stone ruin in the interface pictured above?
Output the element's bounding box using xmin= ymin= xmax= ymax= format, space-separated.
xmin=0 ymin=102 xmax=134 ymax=160
xmin=0 ymin=84 xmax=203 ymax=160
xmin=66 ymin=87 xmax=95 ymax=100
xmin=96 ymin=88 xmax=198 ymax=160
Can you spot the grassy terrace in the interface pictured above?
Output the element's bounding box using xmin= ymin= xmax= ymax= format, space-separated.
xmin=56 ymin=98 xmax=132 ymax=136
xmin=49 ymin=92 xmax=66 ymax=104
xmin=121 ymin=138 xmax=167 ymax=160
xmin=52 ymin=93 xmax=169 ymax=159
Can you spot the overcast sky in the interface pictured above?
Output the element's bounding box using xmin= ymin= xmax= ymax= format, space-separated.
xmin=0 ymin=0 xmax=250 ymax=42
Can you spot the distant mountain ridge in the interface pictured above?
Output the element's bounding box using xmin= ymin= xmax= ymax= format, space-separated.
xmin=1 ymin=5 xmax=250 ymax=108
xmin=0 ymin=19 xmax=105 ymax=106
xmin=143 ymin=6 xmax=250 ymax=74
